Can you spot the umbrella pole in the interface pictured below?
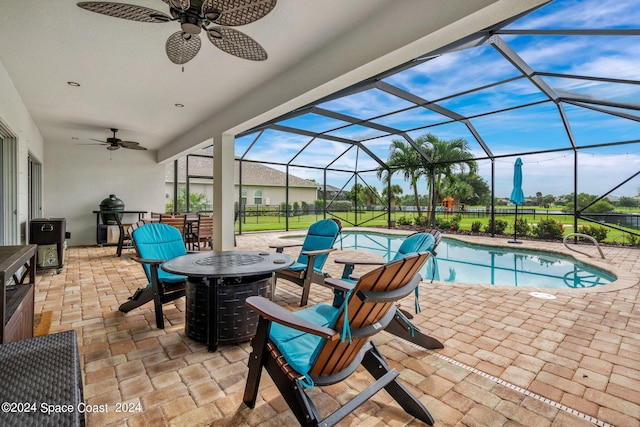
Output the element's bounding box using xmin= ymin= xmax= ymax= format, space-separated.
xmin=509 ymin=204 xmax=521 ymax=244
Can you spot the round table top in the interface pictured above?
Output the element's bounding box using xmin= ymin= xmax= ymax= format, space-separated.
xmin=161 ymin=250 xmax=294 ymax=278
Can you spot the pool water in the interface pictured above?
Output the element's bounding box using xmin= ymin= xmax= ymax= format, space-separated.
xmin=334 ymin=231 xmax=616 ymax=289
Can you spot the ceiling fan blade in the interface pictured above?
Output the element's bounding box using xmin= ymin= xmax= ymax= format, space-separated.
xmin=89 ymin=138 xmax=108 ymax=143
xmin=208 ymin=27 xmax=267 ymax=61
xmin=166 ymin=31 xmax=202 ymax=64
xmin=201 ymin=0 xmax=277 ymax=27
xmin=122 ymin=144 xmax=148 ymax=150
xmin=161 ymin=0 xmax=191 ymax=10
xmin=77 ymin=2 xmax=172 ymax=23
xmin=119 ymin=141 xmax=145 ymax=149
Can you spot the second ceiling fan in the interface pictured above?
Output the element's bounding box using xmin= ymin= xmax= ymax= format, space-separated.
xmin=89 ymin=128 xmax=147 ymax=151
xmin=77 ymin=0 xmax=277 ymax=65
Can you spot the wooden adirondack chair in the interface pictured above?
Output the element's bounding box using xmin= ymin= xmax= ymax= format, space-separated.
xmin=333 ymin=230 xmax=444 ymax=350
xmin=243 ymin=251 xmax=435 ymax=426
xmin=270 ymin=218 xmax=341 ymax=306
xmin=118 ymin=223 xmax=187 ymax=329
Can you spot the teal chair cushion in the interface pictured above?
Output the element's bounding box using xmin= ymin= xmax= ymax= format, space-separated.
xmin=392 ymin=233 xmax=435 ymax=261
xmin=296 ymin=219 xmax=340 ymax=272
xmin=134 ymin=223 xmax=188 ymax=283
xmin=269 ymin=303 xmax=341 ymax=376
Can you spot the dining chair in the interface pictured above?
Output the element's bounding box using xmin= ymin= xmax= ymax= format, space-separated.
xmin=197 ymin=214 xmax=214 ymax=250
xmin=159 ymin=214 xmax=187 ymax=241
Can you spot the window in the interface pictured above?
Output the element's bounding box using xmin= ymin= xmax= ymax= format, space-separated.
xmin=254 ymin=189 xmax=263 ymax=205
xmin=0 ymin=132 xmax=18 ymax=245
xmin=241 ymin=189 xmax=247 ymax=206
xmin=28 ymin=154 xmax=42 ymax=222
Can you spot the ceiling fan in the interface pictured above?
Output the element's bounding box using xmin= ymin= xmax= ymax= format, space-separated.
xmin=77 ymin=0 xmax=276 ymax=64
xmin=87 ymin=128 xmax=148 ymax=151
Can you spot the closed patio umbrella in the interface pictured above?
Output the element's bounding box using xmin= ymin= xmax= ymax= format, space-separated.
xmin=509 ymin=158 xmax=525 ymax=243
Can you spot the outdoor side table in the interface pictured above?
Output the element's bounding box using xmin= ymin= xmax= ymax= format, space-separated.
xmin=162 ymin=250 xmax=293 ymax=351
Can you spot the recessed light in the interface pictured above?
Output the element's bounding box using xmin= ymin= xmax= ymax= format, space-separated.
xmin=175 ymin=103 xmax=184 ymax=107
xmin=67 ymin=81 xmax=80 ymax=87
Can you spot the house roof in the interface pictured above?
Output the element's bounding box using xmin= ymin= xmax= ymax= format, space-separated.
xmin=165 ymin=154 xmax=317 ymax=188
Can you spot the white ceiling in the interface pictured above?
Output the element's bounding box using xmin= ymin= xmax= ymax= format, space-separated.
xmin=0 ymin=0 xmax=545 ymax=161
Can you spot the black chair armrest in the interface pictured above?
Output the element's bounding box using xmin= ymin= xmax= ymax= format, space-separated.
xmin=131 ymin=256 xmax=163 ymax=266
xmin=301 ymin=248 xmax=336 ymax=257
xmin=324 ymin=277 xmax=356 ymax=292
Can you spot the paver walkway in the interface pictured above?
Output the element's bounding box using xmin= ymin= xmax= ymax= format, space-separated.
xmin=34 ymin=228 xmax=640 ymax=426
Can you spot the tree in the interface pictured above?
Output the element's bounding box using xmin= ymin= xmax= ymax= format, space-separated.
xmin=378 ymin=139 xmax=425 ymax=216
xmin=382 ymin=184 xmax=404 ymax=209
xmin=441 ymin=172 xmax=490 ymax=205
xmin=419 ymin=133 xmax=477 ymax=224
xmin=563 ymin=193 xmax=615 ymax=214
xmin=541 ymin=194 xmax=556 ymax=207
xmin=167 ymin=188 xmax=208 ymax=212
xmin=536 ymin=192 xmax=543 ymax=206
xmin=617 ymin=196 xmax=638 ymax=208
xmin=361 ymin=185 xmax=380 ymax=207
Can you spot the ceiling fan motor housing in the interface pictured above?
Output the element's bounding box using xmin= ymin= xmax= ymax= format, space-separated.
xmin=180 ymin=12 xmax=201 ymax=34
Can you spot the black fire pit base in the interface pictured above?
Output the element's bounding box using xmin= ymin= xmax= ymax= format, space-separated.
xmin=185 ymin=274 xmax=272 ymax=351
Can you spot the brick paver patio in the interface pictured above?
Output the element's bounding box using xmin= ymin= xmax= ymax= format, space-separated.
xmin=34 ymin=228 xmax=640 ymax=426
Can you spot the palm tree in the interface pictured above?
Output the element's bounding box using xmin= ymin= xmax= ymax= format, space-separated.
xmin=419 ymin=133 xmax=477 ymax=224
xmin=382 ymin=184 xmax=404 ymax=210
xmin=377 ymin=139 xmax=425 ymax=217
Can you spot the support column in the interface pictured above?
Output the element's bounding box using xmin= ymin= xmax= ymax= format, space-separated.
xmin=213 ymin=133 xmax=235 ymax=250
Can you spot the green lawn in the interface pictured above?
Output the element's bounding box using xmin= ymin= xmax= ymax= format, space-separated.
xmin=235 ymin=208 xmax=640 ymax=245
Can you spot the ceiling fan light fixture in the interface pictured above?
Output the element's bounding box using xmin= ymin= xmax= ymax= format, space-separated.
xmin=107 ymin=145 xmax=119 ymax=151
xmin=180 ymin=14 xmax=201 ymax=34
xmin=204 ymin=10 xmax=221 ymax=21
xmin=207 ymin=28 xmax=222 ymax=39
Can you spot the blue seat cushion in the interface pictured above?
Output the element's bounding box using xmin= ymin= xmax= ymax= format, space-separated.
xmin=296 ymin=219 xmax=340 ymax=271
xmin=269 ymin=303 xmax=341 ymax=376
xmin=392 ymin=233 xmax=435 ymax=261
xmin=133 ymin=223 xmax=188 ymax=283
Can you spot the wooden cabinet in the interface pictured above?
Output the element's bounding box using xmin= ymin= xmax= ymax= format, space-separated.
xmin=0 ymin=245 xmax=36 ymax=343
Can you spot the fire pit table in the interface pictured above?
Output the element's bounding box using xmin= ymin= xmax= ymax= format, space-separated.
xmin=162 ymin=250 xmax=293 ymax=351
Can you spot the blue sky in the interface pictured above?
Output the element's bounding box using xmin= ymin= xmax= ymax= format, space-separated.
xmin=236 ymin=0 xmax=640 ymax=200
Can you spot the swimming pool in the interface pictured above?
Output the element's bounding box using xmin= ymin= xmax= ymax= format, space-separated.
xmin=334 ymin=231 xmax=616 ymax=289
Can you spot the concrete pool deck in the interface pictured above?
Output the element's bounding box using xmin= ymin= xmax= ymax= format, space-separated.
xmin=35 ymin=228 xmax=640 ymax=426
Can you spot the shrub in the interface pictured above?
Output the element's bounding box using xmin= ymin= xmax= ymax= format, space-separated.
xmin=396 ymin=216 xmax=413 ymax=226
xmin=627 ymin=233 xmax=640 ymax=246
xmin=416 ymin=216 xmax=430 ymax=226
xmin=533 ymin=218 xmax=564 ymax=240
xmin=577 ymin=225 xmax=608 ymax=242
xmin=329 ymin=200 xmax=353 ymax=212
xmin=435 ymin=217 xmax=450 ymax=229
xmin=450 ymin=214 xmax=462 ymax=231
xmin=484 ymin=219 xmax=508 ymax=234
xmin=471 ymin=220 xmax=482 ymax=233
xmin=514 ymin=218 xmax=531 ymax=237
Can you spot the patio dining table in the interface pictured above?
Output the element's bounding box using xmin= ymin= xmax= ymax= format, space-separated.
xmin=162 ymin=250 xmax=293 ymax=351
